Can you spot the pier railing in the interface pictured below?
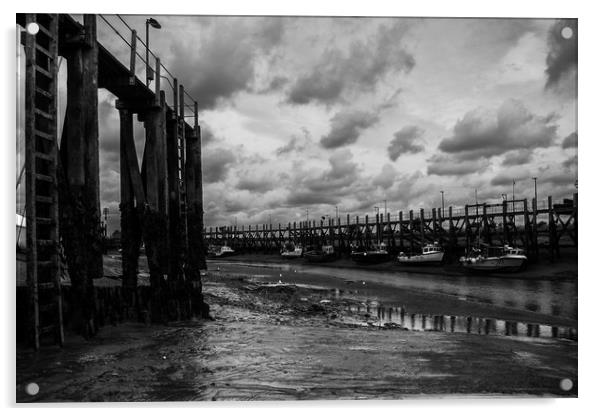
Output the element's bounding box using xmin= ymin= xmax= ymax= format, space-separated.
xmin=203 ymin=193 xmax=577 ymax=260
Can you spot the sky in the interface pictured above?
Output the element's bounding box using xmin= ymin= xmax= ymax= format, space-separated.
xmin=17 ymin=15 xmax=578 ymax=233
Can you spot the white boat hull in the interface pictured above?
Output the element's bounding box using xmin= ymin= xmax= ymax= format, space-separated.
xmin=397 ymin=251 xmax=444 ymax=265
xmin=281 ymin=250 xmax=303 ymax=258
xmin=461 ymin=255 xmax=526 ymax=272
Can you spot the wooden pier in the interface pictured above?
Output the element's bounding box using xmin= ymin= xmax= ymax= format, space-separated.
xmin=17 ymin=13 xmax=208 ymax=349
xmin=204 ymin=194 xmax=577 ymax=259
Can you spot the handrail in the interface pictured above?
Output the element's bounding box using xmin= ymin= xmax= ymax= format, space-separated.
xmin=99 ymin=14 xmax=198 ymax=114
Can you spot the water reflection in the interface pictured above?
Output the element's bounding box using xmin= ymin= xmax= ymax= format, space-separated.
xmin=350 ymin=303 xmax=577 ymax=341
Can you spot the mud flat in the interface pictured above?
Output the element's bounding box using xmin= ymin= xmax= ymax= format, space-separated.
xmin=16 ymin=266 xmax=577 ymax=402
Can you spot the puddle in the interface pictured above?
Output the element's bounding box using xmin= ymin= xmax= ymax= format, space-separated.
xmin=345 ymin=303 xmax=577 ymax=341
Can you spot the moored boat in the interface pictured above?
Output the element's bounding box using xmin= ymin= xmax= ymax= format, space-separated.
xmin=304 ymin=245 xmax=337 ymax=263
xmin=209 ymin=245 xmax=235 ymax=258
xmin=460 ymin=244 xmax=527 ymax=272
xmin=351 ymin=243 xmax=390 ymax=264
xmin=397 ymin=242 xmax=444 ymax=265
xmin=281 ymin=243 xmax=304 ymax=258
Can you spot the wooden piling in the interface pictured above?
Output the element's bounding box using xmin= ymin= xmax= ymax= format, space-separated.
xmin=532 ymin=198 xmax=539 ymax=260
xmin=118 ymin=107 xmax=143 ymax=315
xmin=59 ymin=14 xmax=103 ymax=336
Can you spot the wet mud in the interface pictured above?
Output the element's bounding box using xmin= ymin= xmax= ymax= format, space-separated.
xmin=16 ymin=266 xmax=577 ymax=402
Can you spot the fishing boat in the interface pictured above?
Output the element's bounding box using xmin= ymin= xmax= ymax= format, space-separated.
xmin=351 ymin=243 xmax=390 ymax=264
xmin=281 ymin=243 xmax=303 ymax=258
xmin=460 ymin=244 xmax=527 ymax=272
xmin=208 ymin=245 xmax=235 ymax=258
xmin=397 ymin=242 xmax=444 ymax=265
xmin=304 ymin=245 xmax=337 ymax=263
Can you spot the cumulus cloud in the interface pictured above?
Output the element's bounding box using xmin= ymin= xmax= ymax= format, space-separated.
xmin=171 ymin=17 xmax=285 ymax=110
xmin=372 ymin=164 xmax=397 ymax=189
xmin=287 ymin=21 xmax=415 ymax=105
xmin=545 ymin=19 xmax=577 ymax=90
xmin=276 ymin=128 xmax=311 ymax=155
xmin=501 ymin=150 xmax=533 ymax=166
xmin=427 ymin=155 xmax=490 ymax=176
xmin=199 ymin=122 xmax=219 ymax=146
xmin=320 ymin=110 xmax=379 ymax=149
xmin=285 ymin=149 xmax=360 ymax=206
xmin=490 ymin=169 xmax=530 ymax=187
xmin=387 ymin=126 xmax=425 ymax=161
xmin=202 ymin=147 xmax=237 ymax=183
xmin=437 ymin=99 xmax=557 ymax=160
xmin=235 ymin=171 xmax=277 ymax=193
xmin=562 ymin=155 xmax=577 ymax=170
xmin=561 ymin=132 xmax=577 ymax=149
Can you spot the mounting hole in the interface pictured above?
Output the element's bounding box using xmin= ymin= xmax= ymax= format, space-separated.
xmin=561 ymin=26 xmax=573 ymax=40
xmin=560 ymin=378 xmax=573 ymax=391
xmin=25 ymin=382 xmax=39 ymax=396
xmin=26 ymin=22 xmax=40 ymax=35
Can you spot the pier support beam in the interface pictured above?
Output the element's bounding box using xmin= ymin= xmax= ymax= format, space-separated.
xmin=185 ymin=110 xmax=209 ymax=318
xmin=59 ymin=15 xmax=103 ymax=336
xmin=141 ymin=96 xmax=169 ymax=322
xmin=117 ymin=106 xmax=143 ymax=317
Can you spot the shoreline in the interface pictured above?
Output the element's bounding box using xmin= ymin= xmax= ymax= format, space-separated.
xmin=209 ymin=252 xmax=578 ymax=281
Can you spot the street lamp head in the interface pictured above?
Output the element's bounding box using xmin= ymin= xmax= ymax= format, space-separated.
xmin=147 ymin=18 xmax=162 ymax=29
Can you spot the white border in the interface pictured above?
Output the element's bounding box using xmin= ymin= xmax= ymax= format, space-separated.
xmin=2 ymin=1 xmax=599 ymax=415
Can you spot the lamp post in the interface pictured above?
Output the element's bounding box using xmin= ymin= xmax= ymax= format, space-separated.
xmin=382 ymin=200 xmax=387 ymax=218
xmin=532 ymin=177 xmax=538 ymax=202
xmin=145 ymin=17 xmax=161 ymax=87
xmin=374 ymin=206 xmax=380 ymax=244
xmin=440 ymin=190 xmax=444 ymax=220
xmin=512 ymin=179 xmax=516 ymax=214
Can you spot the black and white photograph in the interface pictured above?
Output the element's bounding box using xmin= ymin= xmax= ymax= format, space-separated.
xmin=12 ymin=2 xmax=585 ymax=405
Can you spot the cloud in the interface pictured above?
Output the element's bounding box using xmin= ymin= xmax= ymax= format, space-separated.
xmin=171 ymin=17 xmax=285 ymax=110
xmin=235 ymin=170 xmax=277 ymax=193
xmin=437 ymin=99 xmax=557 ymax=160
xmin=387 ymin=126 xmax=425 ymax=161
xmin=285 ymin=191 xmax=339 ymax=206
xmin=287 ymin=21 xmax=415 ymax=105
xmin=545 ymin=19 xmax=577 ymax=90
xmin=276 ymin=128 xmax=311 ymax=155
xmin=285 ymin=149 xmax=360 ymax=206
xmin=372 ymin=164 xmax=397 ymax=189
xmin=199 ymin=122 xmax=219 ymax=146
xmin=501 ymin=150 xmax=533 ymax=166
xmin=490 ymin=169 xmax=530 ymax=187
xmin=304 ymin=149 xmax=359 ymax=191
xmin=561 ymin=132 xmax=577 ymax=149
xmin=562 ymin=155 xmax=577 ymax=170
xmin=320 ymin=110 xmax=379 ymax=149
xmin=427 ymin=155 xmax=490 ymax=176
xmin=202 ymin=147 xmax=237 ymax=183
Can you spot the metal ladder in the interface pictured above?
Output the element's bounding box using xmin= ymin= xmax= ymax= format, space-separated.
xmin=24 ymin=13 xmax=64 ymax=349
xmin=177 ymin=116 xmax=188 ymax=240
